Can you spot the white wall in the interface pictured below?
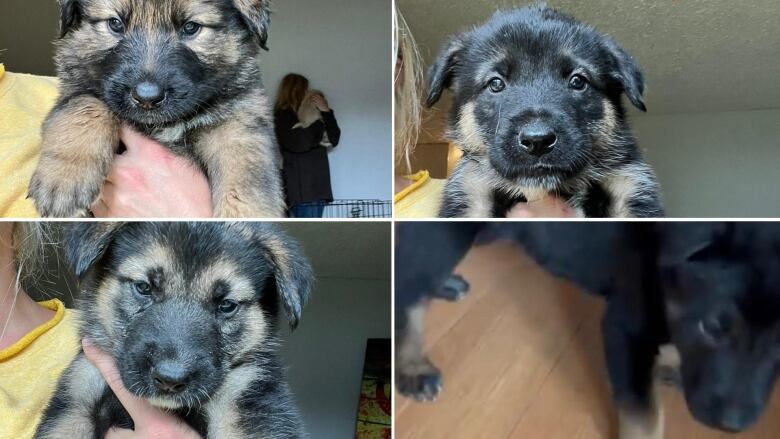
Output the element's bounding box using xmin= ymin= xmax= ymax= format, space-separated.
xmin=634 ymin=108 xmax=780 ymax=217
xmin=262 ymin=0 xmax=392 ymax=201
xmin=279 ymin=278 xmax=391 ymax=439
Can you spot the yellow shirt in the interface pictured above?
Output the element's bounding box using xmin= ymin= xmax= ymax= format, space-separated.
xmin=393 ymin=170 xmax=445 ymax=218
xmin=0 ymin=64 xmax=59 ymax=218
xmin=0 ymin=299 xmax=80 ymax=439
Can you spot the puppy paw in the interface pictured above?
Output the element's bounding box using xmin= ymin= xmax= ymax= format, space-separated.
xmin=397 ymin=366 xmax=443 ymax=402
xmin=436 ymin=274 xmax=470 ymax=302
xmin=28 ymin=162 xmax=101 ymax=218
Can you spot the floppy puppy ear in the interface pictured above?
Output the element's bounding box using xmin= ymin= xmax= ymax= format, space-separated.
xmin=232 ymin=0 xmax=272 ymax=50
xmin=656 ymin=223 xmax=730 ymax=266
xmin=65 ymin=223 xmax=124 ymax=281
xmin=57 ymin=0 xmax=82 ymax=38
xmin=426 ymin=35 xmax=466 ymax=108
xmin=247 ymin=225 xmax=314 ymax=329
xmin=604 ymin=39 xmax=647 ymax=112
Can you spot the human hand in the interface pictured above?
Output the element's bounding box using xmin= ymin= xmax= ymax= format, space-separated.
xmin=82 ymin=339 xmax=202 ymax=439
xmin=91 ymin=125 xmax=213 ymax=218
xmin=311 ymin=94 xmax=331 ymax=112
xmin=506 ymin=196 xmax=577 ymax=218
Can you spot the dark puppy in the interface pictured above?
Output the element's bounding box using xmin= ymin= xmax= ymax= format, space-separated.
xmin=35 ymin=222 xmax=312 ymax=439
xmin=395 ymin=223 xmax=780 ymax=437
xmin=426 ymin=5 xmax=663 ymax=217
xmin=29 ymin=0 xmax=284 ymax=217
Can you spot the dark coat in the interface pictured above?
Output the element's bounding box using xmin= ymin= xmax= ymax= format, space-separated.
xmin=274 ymin=109 xmax=341 ymax=205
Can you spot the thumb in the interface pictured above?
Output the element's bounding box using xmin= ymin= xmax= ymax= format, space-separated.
xmin=119 ymin=124 xmax=154 ymax=154
xmin=82 ymin=338 xmax=161 ymax=423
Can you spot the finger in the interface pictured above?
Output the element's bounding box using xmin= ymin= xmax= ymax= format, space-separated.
xmin=82 ymin=338 xmax=160 ymax=422
xmin=105 ymin=427 xmax=135 ymax=439
xmin=506 ymin=204 xmax=534 ymax=218
xmin=91 ymin=197 xmax=109 ymax=218
xmin=119 ymin=124 xmax=152 ymax=153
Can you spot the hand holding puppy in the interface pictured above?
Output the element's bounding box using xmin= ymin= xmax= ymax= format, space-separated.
xmin=91 ymin=125 xmax=213 ymax=218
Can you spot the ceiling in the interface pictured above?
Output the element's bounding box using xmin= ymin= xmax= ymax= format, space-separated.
xmin=280 ymin=222 xmax=390 ymax=281
xmin=398 ymin=0 xmax=780 ymax=115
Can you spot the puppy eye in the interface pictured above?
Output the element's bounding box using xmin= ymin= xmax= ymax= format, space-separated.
xmin=698 ymin=313 xmax=734 ymax=345
xmin=181 ymin=21 xmax=202 ymax=37
xmin=569 ymin=74 xmax=588 ymax=91
xmin=133 ymin=281 xmax=152 ymax=296
xmin=107 ymin=18 xmax=125 ymax=34
xmin=488 ymin=77 xmax=506 ymax=93
xmin=218 ymin=299 xmax=239 ymax=317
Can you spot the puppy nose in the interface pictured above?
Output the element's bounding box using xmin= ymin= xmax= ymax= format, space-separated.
xmin=131 ymin=81 xmax=165 ymax=109
xmin=519 ymin=126 xmax=557 ymax=156
xmin=151 ymin=361 xmax=191 ymax=394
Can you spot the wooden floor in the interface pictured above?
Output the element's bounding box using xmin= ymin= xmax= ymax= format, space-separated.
xmin=395 ymin=243 xmax=780 ymax=439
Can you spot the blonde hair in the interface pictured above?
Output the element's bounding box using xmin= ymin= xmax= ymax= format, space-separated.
xmin=12 ymin=222 xmax=55 ymax=289
xmin=275 ymin=73 xmax=310 ymax=112
xmin=393 ymin=6 xmax=424 ymax=174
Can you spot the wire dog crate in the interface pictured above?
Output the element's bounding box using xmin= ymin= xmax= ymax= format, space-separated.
xmin=291 ymin=199 xmax=392 ymax=218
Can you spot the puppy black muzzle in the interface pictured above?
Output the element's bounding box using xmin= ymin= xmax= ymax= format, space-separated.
xmin=119 ymin=300 xmax=223 ymax=406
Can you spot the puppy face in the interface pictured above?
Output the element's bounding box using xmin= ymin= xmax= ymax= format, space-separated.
xmin=66 ymin=222 xmax=312 ymax=410
xmin=427 ymin=5 xmax=646 ymax=189
xmin=659 ymin=223 xmax=780 ymax=432
xmin=56 ymin=0 xmax=271 ymax=124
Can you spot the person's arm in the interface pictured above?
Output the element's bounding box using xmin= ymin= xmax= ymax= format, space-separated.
xmin=320 ymin=110 xmax=341 ymax=147
xmin=275 ymin=110 xmax=324 ymax=154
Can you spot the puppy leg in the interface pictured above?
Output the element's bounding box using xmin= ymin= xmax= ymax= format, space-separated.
xmin=439 ymin=160 xmax=493 ymax=218
xmin=34 ymin=355 xmax=105 ymax=439
xmin=207 ymin=366 xmax=304 ymax=438
xmin=29 ymin=95 xmax=119 ymax=217
xmin=602 ymin=305 xmax=664 ymax=439
xmin=195 ymin=118 xmax=285 ymax=218
xmin=396 ymin=301 xmax=443 ymax=401
xmin=603 ymin=163 xmax=664 ymax=218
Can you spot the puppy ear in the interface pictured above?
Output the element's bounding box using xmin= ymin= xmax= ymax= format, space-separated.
xmin=604 ymin=39 xmax=647 ymax=112
xmin=57 ymin=0 xmax=82 ymax=38
xmin=656 ymin=223 xmax=730 ymax=266
xmin=247 ymin=224 xmax=314 ymax=329
xmin=232 ymin=0 xmax=272 ymax=50
xmin=65 ymin=223 xmax=124 ymax=280
xmin=426 ymin=35 xmax=466 ymax=108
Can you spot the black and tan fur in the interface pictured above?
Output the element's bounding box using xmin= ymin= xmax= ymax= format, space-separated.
xmin=29 ymin=0 xmax=284 ymax=218
xmin=427 ymin=5 xmax=663 ymax=218
xmin=35 ymin=222 xmax=313 ymax=438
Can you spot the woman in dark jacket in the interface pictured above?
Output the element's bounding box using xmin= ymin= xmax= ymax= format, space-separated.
xmin=274 ymin=73 xmax=341 ymax=218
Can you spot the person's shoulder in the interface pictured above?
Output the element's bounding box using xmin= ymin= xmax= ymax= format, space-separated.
xmin=0 ymin=68 xmax=59 ymax=106
xmin=394 ymin=171 xmax=445 ymax=218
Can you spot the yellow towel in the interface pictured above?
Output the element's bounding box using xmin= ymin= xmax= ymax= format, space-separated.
xmin=0 ymin=64 xmax=59 ymax=218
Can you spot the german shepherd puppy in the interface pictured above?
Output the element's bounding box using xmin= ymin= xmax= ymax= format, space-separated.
xmin=426 ymin=5 xmax=663 ymax=218
xmin=396 ymin=223 xmax=780 ymax=437
xmin=35 ymin=222 xmax=313 ymax=438
xmin=28 ymin=0 xmax=284 ymax=218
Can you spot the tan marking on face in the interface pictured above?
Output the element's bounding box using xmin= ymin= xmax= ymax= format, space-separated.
xmin=193 ymin=259 xmax=256 ymax=302
xmin=456 ymin=102 xmax=488 ymax=154
xmin=230 ymin=306 xmax=269 ymax=360
xmin=95 ymin=277 xmax=121 ymax=339
xmin=116 ymin=242 xmax=177 ymax=280
xmin=595 ymin=98 xmax=618 ymax=147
